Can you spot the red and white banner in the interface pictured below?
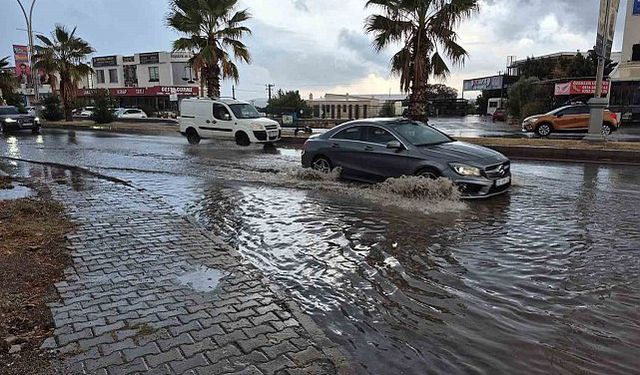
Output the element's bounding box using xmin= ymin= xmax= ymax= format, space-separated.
xmin=77 ymin=86 xmax=199 ymax=97
xmin=554 ymin=80 xmax=610 ymax=96
xmin=13 ymin=45 xmax=31 ymax=84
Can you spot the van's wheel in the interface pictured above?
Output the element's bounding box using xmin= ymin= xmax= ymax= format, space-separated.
xmin=602 ymin=123 xmax=613 ymax=136
xmin=312 ymin=156 xmax=332 ymax=174
xmin=416 ymin=168 xmax=439 ymax=179
xmin=235 ymin=131 xmax=250 ymax=147
xmin=186 ymin=128 xmax=201 ymax=145
xmin=535 ymin=123 xmax=552 ymax=137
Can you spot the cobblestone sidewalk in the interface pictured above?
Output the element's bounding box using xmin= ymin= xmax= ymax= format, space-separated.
xmin=42 ymin=176 xmax=349 ymax=375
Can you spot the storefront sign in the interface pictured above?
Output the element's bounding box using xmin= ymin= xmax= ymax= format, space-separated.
xmin=463 ymin=75 xmax=503 ymax=91
xmin=170 ymin=51 xmax=192 ymax=60
xmin=595 ymin=0 xmax=620 ymax=58
xmin=123 ymin=56 xmax=135 ymax=63
xmin=92 ymin=56 xmax=118 ymax=68
xmin=554 ymin=80 xmax=610 ymax=96
xmin=139 ymin=52 xmax=160 ymax=65
xmin=77 ymin=86 xmax=198 ymax=97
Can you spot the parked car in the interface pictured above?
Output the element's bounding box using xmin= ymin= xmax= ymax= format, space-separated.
xmin=179 ymin=98 xmax=281 ymax=146
xmin=302 ymin=119 xmax=511 ymax=198
xmin=522 ymin=105 xmax=620 ymax=136
xmin=492 ymin=108 xmax=507 ymax=122
xmin=0 ymin=106 xmax=41 ymax=134
xmin=117 ymin=108 xmax=148 ymax=119
xmin=73 ymin=106 xmax=95 ymax=118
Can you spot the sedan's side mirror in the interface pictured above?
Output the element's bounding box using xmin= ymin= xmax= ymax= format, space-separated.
xmin=386 ymin=140 xmax=403 ymax=150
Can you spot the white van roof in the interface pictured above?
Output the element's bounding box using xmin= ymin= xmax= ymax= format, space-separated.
xmin=182 ymin=97 xmax=248 ymax=106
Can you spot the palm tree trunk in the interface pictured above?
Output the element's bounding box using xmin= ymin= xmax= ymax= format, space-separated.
xmin=409 ymin=84 xmax=429 ymax=122
xmin=206 ymin=65 xmax=221 ymax=98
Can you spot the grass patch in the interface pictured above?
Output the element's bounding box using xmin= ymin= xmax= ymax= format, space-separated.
xmin=0 ymin=198 xmax=74 ymax=374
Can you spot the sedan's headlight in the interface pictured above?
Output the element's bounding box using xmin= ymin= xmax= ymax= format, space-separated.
xmin=450 ymin=163 xmax=482 ymax=177
xmin=35 ymin=117 xmax=40 ymax=123
xmin=4 ymin=118 xmax=17 ymax=123
xmin=250 ymin=123 xmax=264 ymax=131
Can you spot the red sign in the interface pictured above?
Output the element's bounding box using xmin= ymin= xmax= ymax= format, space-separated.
xmin=554 ymin=80 xmax=610 ymax=96
xmin=77 ymin=86 xmax=199 ymax=97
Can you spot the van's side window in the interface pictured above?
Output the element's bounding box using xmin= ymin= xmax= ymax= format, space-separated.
xmin=213 ymin=104 xmax=232 ymax=121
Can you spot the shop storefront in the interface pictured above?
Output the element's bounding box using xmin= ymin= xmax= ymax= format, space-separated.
xmin=76 ymin=86 xmax=199 ymax=114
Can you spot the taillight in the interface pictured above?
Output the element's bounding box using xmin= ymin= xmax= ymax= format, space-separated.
xmin=611 ymin=112 xmax=618 ymax=121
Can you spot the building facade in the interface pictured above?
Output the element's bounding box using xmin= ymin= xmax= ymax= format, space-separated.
xmin=610 ymin=0 xmax=640 ymax=121
xmin=77 ymin=51 xmax=200 ymax=113
xmin=308 ymin=94 xmax=404 ymax=120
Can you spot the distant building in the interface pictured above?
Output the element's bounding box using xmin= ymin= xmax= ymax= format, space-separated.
xmin=308 ymin=93 xmax=407 ymax=120
xmin=77 ymin=51 xmax=200 ymax=112
xmin=610 ymin=0 xmax=640 ymax=121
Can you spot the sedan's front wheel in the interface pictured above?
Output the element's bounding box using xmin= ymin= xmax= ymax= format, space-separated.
xmin=312 ymin=157 xmax=332 ymax=174
xmin=602 ymin=123 xmax=613 ymax=136
xmin=417 ymin=168 xmax=439 ymax=179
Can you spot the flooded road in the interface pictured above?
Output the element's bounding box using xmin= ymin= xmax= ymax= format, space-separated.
xmin=2 ymin=129 xmax=640 ymax=374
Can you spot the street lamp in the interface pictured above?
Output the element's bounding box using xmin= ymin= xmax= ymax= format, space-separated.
xmin=16 ymin=0 xmax=38 ymax=104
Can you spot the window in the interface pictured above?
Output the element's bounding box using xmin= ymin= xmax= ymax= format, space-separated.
xmin=559 ymin=106 xmax=589 ymax=116
xmin=213 ymin=104 xmax=232 ymax=121
xmin=108 ymin=69 xmax=118 ymax=83
xmin=366 ymin=127 xmax=397 ymax=145
xmin=148 ymin=66 xmax=160 ymax=82
xmin=633 ymin=44 xmax=640 ymax=62
xmin=229 ymin=104 xmax=260 ymax=119
xmin=389 ymin=121 xmax=452 ymax=146
xmin=333 ymin=126 xmax=365 ymax=141
xmin=96 ymin=70 xmax=105 ymax=84
xmin=489 ymin=102 xmax=498 ymax=108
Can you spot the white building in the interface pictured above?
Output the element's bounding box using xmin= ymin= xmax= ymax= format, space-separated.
xmin=610 ymin=0 xmax=640 ymax=118
xmin=308 ymin=93 xmax=406 ymax=120
xmin=77 ymin=51 xmax=200 ymax=113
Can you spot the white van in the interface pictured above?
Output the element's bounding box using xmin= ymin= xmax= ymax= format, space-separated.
xmin=179 ymin=98 xmax=281 ymax=146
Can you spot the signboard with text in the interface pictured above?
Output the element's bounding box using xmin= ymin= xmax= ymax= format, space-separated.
xmin=595 ymin=0 xmax=620 ymax=58
xmin=554 ymin=80 xmax=610 ymax=96
xmin=13 ymin=45 xmax=30 ymax=85
xmin=92 ymin=56 xmax=117 ymax=68
xmin=139 ymin=52 xmax=160 ymax=65
xmin=77 ymin=86 xmax=198 ymax=97
xmin=463 ymin=75 xmax=503 ymax=91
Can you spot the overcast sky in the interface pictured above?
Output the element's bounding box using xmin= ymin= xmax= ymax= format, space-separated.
xmin=1 ymin=0 xmax=628 ymax=100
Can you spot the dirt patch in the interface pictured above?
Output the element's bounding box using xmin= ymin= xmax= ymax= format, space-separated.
xmin=0 ymin=198 xmax=74 ymax=374
xmin=0 ymin=177 xmax=13 ymax=190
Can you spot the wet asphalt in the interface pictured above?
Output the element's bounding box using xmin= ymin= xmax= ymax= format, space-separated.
xmin=1 ymin=129 xmax=639 ymax=375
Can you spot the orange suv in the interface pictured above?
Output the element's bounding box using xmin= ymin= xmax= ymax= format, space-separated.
xmin=522 ymin=105 xmax=620 ymax=136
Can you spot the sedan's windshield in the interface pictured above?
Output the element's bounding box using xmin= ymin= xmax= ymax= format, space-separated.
xmin=229 ymin=104 xmax=261 ymax=119
xmin=0 ymin=107 xmax=19 ymax=115
xmin=389 ymin=121 xmax=453 ymax=146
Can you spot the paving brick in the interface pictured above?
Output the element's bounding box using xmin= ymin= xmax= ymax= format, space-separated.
xmin=158 ymin=332 xmax=194 ymax=352
xmin=122 ymin=342 xmax=161 ymax=361
xmin=288 ymin=346 xmax=325 ymax=366
xmin=256 ymin=355 xmax=296 ymax=375
xmin=237 ymin=334 xmax=270 ymax=354
xmin=168 ymin=352 xmax=208 ymax=373
xmin=204 ymin=344 xmax=243 ymax=363
xmin=213 ymin=329 xmax=249 ymax=347
xmin=261 ymin=341 xmax=299 ymax=360
xmin=146 ymin=347 xmax=184 ymax=369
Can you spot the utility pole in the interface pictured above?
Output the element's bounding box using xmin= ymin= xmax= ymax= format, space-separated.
xmin=17 ymin=0 xmax=38 ymax=104
xmin=232 ymin=85 xmax=235 ymax=100
xmin=266 ymin=83 xmax=275 ymax=102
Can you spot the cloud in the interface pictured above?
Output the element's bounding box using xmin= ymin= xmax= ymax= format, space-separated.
xmin=292 ymin=0 xmax=309 ymax=12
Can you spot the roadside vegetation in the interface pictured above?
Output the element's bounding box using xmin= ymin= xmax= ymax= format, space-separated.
xmin=0 ymin=184 xmax=74 ymax=374
xmin=365 ymin=0 xmax=478 ymax=121
xmin=167 ymin=0 xmax=252 ymax=98
xmin=33 ymin=25 xmax=94 ymax=121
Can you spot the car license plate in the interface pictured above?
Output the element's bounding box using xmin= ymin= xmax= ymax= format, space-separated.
xmin=268 ymin=131 xmax=278 ymax=137
xmin=496 ymin=177 xmax=511 ymax=187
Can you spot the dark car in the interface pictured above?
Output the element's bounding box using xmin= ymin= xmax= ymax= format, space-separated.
xmin=301 ymin=119 xmax=512 ymax=198
xmin=0 ymin=106 xmax=40 ymax=134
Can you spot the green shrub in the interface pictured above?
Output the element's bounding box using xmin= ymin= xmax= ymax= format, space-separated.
xmin=90 ymin=91 xmax=115 ymax=124
xmin=42 ymin=95 xmax=64 ymax=121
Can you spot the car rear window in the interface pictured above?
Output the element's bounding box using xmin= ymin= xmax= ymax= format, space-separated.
xmin=0 ymin=107 xmax=19 ymax=115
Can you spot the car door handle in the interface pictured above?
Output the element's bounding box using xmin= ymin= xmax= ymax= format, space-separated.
xmin=331 ymin=143 xmax=340 ymax=148
xmin=364 ymin=146 xmax=373 ymax=151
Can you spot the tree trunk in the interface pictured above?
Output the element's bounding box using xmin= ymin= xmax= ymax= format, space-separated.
xmin=60 ymin=77 xmax=73 ymax=122
xmin=205 ymin=65 xmax=221 ymax=98
xmin=409 ymin=83 xmax=429 ymax=123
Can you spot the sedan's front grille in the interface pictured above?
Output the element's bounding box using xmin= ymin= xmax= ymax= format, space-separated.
xmin=485 ymin=161 xmax=510 ymax=178
xmin=265 ymin=125 xmax=278 ymax=130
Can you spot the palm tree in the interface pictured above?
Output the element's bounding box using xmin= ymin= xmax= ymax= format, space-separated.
xmin=167 ymin=0 xmax=251 ymax=98
xmin=365 ymin=0 xmax=478 ymax=121
xmin=0 ymin=57 xmax=18 ymax=101
xmin=33 ymin=25 xmax=94 ymax=121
